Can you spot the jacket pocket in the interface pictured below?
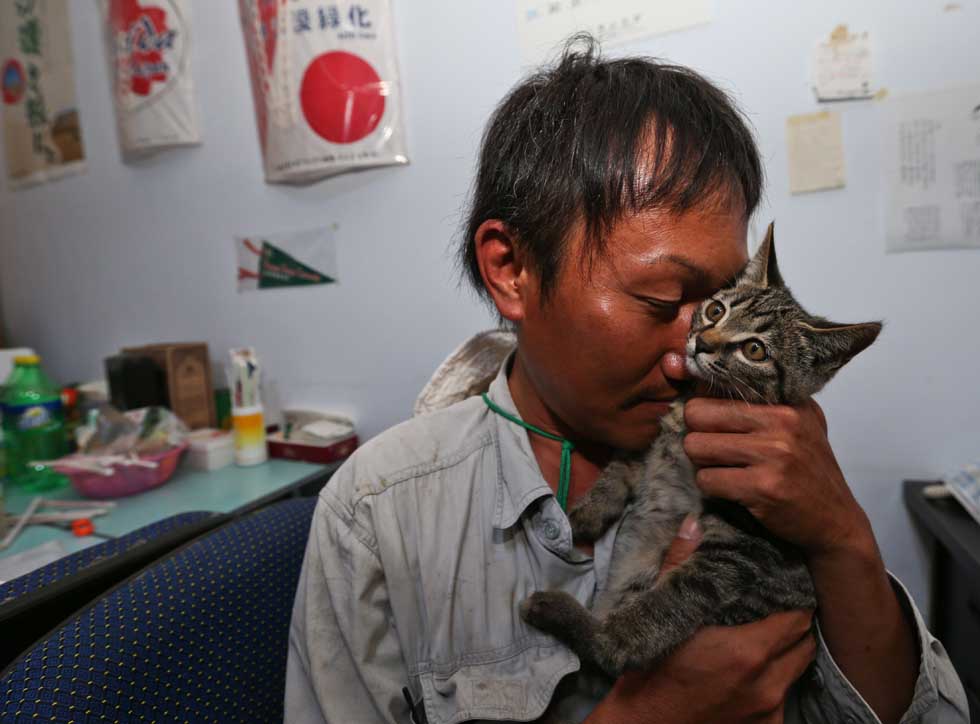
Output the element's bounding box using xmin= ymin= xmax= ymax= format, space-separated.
xmin=417 ymin=640 xmax=579 ymax=724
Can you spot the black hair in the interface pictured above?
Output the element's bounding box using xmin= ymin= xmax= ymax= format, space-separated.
xmin=458 ymin=35 xmax=763 ymax=303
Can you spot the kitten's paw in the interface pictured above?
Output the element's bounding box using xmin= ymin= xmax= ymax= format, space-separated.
xmin=519 ymin=590 xmax=580 ymax=633
xmin=568 ymin=504 xmax=605 ymax=544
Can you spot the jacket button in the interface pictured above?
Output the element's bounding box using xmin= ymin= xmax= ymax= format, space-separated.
xmin=809 ymin=666 xmax=825 ymax=691
xmin=543 ymin=520 xmax=561 ymax=540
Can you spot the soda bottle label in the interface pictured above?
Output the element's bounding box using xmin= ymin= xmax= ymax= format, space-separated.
xmin=1 ymin=400 xmax=63 ymax=430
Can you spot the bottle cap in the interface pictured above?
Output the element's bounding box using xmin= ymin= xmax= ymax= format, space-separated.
xmin=14 ymin=354 xmax=40 ymax=365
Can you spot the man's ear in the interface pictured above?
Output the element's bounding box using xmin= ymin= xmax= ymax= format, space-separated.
xmin=475 ymin=219 xmax=531 ymax=323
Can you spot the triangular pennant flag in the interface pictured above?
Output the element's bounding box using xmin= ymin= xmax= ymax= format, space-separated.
xmin=258 ymin=241 xmax=335 ymax=288
xmin=235 ymin=227 xmax=338 ymax=293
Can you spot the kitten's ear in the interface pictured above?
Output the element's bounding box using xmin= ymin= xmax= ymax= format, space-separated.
xmin=742 ymin=222 xmax=784 ymax=288
xmin=800 ymin=319 xmax=883 ymax=373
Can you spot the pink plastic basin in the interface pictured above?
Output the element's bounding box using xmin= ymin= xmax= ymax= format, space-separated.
xmin=55 ymin=444 xmax=188 ymax=499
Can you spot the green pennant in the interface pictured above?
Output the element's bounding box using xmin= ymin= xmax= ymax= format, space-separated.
xmin=258 ymin=241 xmax=335 ymax=288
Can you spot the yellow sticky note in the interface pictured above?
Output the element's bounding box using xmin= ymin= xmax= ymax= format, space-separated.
xmin=786 ymin=111 xmax=846 ymax=194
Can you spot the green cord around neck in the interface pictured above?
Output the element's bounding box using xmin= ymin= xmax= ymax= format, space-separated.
xmin=482 ymin=393 xmax=574 ymax=511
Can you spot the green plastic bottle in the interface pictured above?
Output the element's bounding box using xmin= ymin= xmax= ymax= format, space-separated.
xmin=0 ymin=355 xmax=69 ymax=491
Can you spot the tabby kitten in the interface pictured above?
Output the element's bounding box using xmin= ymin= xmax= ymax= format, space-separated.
xmin=520 ymin=223 xmax=881 ymax=677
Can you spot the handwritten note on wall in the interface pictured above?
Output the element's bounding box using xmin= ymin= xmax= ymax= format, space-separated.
xmin=786 ymin=111 xmax=846 ymax=195
xmin=515 ymin=0 xmax=711 ymax=66
xmin=811 ymin=25 xmax=873 ymax=102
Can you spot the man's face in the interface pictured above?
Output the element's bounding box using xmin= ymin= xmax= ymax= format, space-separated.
xmin=517 ymin=205 xmax=749 ymax=451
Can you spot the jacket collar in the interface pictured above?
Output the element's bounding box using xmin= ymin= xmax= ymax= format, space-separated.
xmin=487 ymin=353 xmax=555 ymax=530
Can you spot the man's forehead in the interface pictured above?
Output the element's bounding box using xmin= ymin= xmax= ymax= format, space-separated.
xmin=609 ymin=208 xmax=749 ymax=284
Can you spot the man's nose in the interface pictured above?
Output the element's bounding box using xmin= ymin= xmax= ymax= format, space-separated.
xmin=662 ymin=350 xmax=692 ymax=381
xmin=662 ymin=305 xmax=697 ymax=381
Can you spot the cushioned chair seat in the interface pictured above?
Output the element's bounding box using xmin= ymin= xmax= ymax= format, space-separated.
xmin=0 ymin=496 xmax=318 ymax=723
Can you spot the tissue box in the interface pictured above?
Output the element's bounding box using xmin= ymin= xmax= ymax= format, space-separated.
xmin=186 ymin=428 xmax=234 ymax=471
xmin=267 ymin=431 xmax=357 ymax=465
xmin=266 ymin=409 xmax=357 ymax=464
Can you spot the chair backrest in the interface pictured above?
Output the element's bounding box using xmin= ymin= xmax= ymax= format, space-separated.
xmin=0 ymin=496 xmax=318 ymax=723
xmin=0 ymin=510 xmax=226 ymax=669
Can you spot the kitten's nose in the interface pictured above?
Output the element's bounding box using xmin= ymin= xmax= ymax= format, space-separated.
xmin=694 ymin=337 xmax=715 ymax=356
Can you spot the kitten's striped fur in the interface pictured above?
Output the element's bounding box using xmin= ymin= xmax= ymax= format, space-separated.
xmin=520 ymin=223 xmax=882 ymax=678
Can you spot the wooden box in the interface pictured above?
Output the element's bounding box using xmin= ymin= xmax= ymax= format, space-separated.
xmin=122 ymin=342 xmax=215 ymax=429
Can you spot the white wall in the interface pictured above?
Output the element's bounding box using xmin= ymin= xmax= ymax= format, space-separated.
xmin=1 ymin=1 xmax=978 ymax=615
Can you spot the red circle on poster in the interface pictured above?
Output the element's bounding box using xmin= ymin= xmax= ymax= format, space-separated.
xmin=300 ymin=51 xmax=385 ymax=144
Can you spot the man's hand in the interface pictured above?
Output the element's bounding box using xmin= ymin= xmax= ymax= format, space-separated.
xmin=585 ymin=519 xmax=816 ymax=724
xmin=682 ymin=397 xmax=873 ymax=557
xmin=680 ymin=397 xmax=919 ymax=724
xmin=589 ymin=610 xmax=816 ymax=724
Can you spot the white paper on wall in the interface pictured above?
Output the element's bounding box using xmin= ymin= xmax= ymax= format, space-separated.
xmin=1 ymin=0 xmax=86 ymax=189
xmin=236 ymin=226 xmax=338 ymax=293
xmin=811 ymin=25 xmax=873 ymax=102
xmin=515 ymin=0 xmax=712 ymax=66
xmin=786 ymin=111 xmax=846 ymax=194
xmin=99 ymin=0 xmax=202 ymax=158
xmin=884 ymin=84 xmax=980 ymax=253
xmin=238 ymin=0 xmax=409 ymax=185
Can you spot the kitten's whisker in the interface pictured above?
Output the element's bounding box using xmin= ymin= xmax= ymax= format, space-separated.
xmin=733 ymin=378 xmax=758 ymax=406
xmin=701 ymin=367 xmax=723 ymax=398
xmin=729 ymin=380 xmax=750 ymax=405
xmin=700 ymin=362 xmax=746 ymax=403
xmin=719 ymin=369 xmax=756 ymax=407
xmin=704 ymin=362 xmax=739 ymax=401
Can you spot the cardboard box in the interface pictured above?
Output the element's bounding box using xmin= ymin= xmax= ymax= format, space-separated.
xmin=121 ymin=343 xmax=215 ymax=429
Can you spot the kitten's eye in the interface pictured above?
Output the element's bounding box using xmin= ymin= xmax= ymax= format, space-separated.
xmin=705 ymin=301 xmax=725 ymax=323
xmin=742 ymin=339 xmax=768 ymax=362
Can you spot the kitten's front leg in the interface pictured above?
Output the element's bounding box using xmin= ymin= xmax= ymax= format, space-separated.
xmin=520 ymin=591 xmax=604 ymax=664
xmin=591 ymin=550 xmax=746 ymax=676
xmin=568 ymin=457 xmax=644 ymax=543
xmin=519 ymin=566 xmax=711 ymax=680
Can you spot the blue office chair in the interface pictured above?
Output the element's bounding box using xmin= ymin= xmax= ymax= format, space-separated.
xmin=0 ymin=496 xmax=318 ymax=723
xmin=0 ymin=510 xmax=227 ymax=669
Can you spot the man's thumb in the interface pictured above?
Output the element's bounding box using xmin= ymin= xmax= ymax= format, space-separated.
xmin=660 ymin=514 xmax=702 ymax=574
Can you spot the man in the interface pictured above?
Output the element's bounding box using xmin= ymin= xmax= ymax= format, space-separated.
xmin=285 ymin=41 xmax=968 ymax=723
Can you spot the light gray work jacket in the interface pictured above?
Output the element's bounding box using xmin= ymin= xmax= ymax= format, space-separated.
xmin=285 ymin=362 xmax=969 ymax=724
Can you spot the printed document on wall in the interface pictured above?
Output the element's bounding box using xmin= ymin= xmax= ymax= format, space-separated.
xmin=515 ymin=0 xmax=711 ymax=66
xmin=884 ymin=84 xmax=980 ymax=252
